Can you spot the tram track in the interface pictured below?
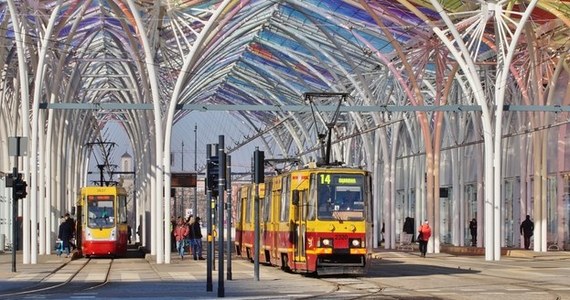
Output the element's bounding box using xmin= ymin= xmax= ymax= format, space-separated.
xmin=299 ymin=276 xmax=387 ymax=300
xmin=360 ymin=258 xmax=566 ymax=300
xmin=0 ymin=258 xmax=114 ymax=298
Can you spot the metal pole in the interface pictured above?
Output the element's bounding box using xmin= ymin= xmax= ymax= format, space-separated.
xmin=206 ymin=144 xmax=213 ymax=292
xmin=217 ymin=136 xmax=225 ymax=297
xmin=12 ymin=166 xmax=17 ymax=273
xmin=206 ymin=190 xmax=213 ymax=292
xmin=134 ymin=166 xmax=137 ymax=244
xmin=193 ymin=124 xmax=197 ymax=220
xmin=254 ymin=181 xmax=260 ymax=281
xmin=210 ymin=144 xmax=217 ymax=273
xmin=226 ymin=155 xmax=232 ymax=280
xmin=254 ymin=147 xmax=260 ymax=281
xmin=181 ymin=141 xmax=184 ymax=216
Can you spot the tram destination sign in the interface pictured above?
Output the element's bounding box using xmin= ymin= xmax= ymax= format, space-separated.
xmin=172 ymin=172 xmax=197 ymax=188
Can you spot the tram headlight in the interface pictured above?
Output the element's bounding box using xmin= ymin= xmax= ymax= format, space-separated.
xmin=319 ymin=238 xmax=333 ymax=247
xmin=350 ymin=238 xmax=361 ymax=248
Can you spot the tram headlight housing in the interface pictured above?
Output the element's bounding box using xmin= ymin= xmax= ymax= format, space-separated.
xmin=110 ymin=228 xmax=117 ymax=241
xmin=350 ymin=238 xmax=361 ymax=248
xmin=319 ymin=238 xmax=333 ymax=248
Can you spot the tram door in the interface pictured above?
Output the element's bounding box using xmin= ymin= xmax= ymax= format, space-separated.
xmin=292 ymin=190 xmax=307 ymax=262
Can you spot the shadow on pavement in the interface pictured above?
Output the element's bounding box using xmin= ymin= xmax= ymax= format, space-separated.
xmin=366 ymin=258 xmax=480 ymax=278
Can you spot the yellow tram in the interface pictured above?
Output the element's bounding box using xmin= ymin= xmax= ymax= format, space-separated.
xmin=235 ymin=166 xmax=372 ymax=275
xmin=78 ymin=186 xmax=129 ymax=257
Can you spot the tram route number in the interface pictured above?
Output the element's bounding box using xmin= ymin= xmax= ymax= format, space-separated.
xmin=319 ymin=174 xmax=357 ymax=185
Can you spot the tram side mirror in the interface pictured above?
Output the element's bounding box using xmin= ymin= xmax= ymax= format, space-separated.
xmin=292 ymin=190 xmax=299 ymax=206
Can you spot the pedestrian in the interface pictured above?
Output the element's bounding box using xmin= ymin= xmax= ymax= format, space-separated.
xmin=58 ymin=213 xmax=74 ymax=258
xmin=65 ymin=213 xmax=77 ymax=251
xmin=403 ymin=217 xmax=414 ymax=234
xmin=170 ymin=216 xmax=177 ymax=252
xmin=191 ymin=217 xmax=204 ymax=260
xmin=187 ymin=217 xmax=195 ymax=257
xmin=127 ymin=225 xmax=132 ymax=244
xmin=417 ymin=220 xmax=431 ymax=257
xmin=137 ymin=224 xmax=141 ymax=243
xmin=403 ymin=217 xmax=414 ymax=241
xmin=520 ymin=215 xmax=534 ymax=250
xmin=469 ymin=218 xmax=477 ymax=246
xmin=173 ymin=217 xmax=189 ymax=259
xmin=55 ymin=216 xmax=64 ymax=256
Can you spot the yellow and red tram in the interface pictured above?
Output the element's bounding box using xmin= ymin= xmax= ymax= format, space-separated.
xmin=78 ymin=186 xmax=129 ymax=257
xmin=235 ymin=166 xmax=372 ymax=275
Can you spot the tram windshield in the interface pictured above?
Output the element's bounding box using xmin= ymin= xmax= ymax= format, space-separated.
xmin=316 ymin=173 xmax=364 ymax=221
xmin=87 ymin=195 xmax=115 ymax=228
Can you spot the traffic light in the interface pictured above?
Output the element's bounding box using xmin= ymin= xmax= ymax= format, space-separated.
xmin=207 ymin=156 xmax=219 ymax=197
xmin=253 ymin=150 xmax=264 ymax=184
xmin=14 ymin=177 xmax=27 ymax=199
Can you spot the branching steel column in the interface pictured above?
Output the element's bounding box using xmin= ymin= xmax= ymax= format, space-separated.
xmin=428 ymin=0 xmax=494 ymax=261
xmin=492 ymin=0 xmax=539 ymax=258
xmin=126 ymin=0 xmax=167 ymax=264
xmin=161 ymin=0 xmax=234 ymax=263
xmin=28 ymin=0 xmax=65 ymax=265
xmin=7 ymin=0 xmax=32 ymax=264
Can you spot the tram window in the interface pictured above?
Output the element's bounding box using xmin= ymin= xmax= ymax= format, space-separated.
xmin=316 ymin=173 xmax=365 ymax=221
xmin=87 ymin=197 xmax=115 ymax=228
xmin=334 ymin=186 xmax=363 ymax=211
xmin=236 ymin=192 xmax=242 ymax=225
xmin=245 ymin=187 xmax=252 ymax=224
xmin=307 ymin=175 xmax=317 ymax=221
xmin=118 ymin=194 xmax=127 ymax=223
xmin=280 ymin=176 xmax=290 ymax=222
xmin=273 ymin=190 xmax=280 ymax=222
xmin=317 ymin=186 xmax=334 ymax=219
xmin=263 ymin=182 xmax=272 ymax=222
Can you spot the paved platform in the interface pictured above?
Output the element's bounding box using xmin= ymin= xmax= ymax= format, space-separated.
xmin=0 ymin=249 xmax=334 ymax=299
xmin=1 ymin=247 xmax=569 ymax=299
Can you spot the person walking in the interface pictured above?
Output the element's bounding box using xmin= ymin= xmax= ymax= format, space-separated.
xmin=65 ymin=213 xmax=77 ymax=251
xmin=170 ymin=216 xmax=177 ymax=252
xmin=127 ymin=225 xmax=132 ymax=244
xmin=55 ymin=216 xmax=65 ymax=256
xmin=187 ymin=217 xmax=196 ymax=258
xmin=417 ymin=220 xmax=432 ymax=257
xmin=58 ymin=214 xmax=74 ymax=258
xmin=520 ymin=215 xmax=534 ymax=250
xmin=190 ymin=217 xmax=204 ymax=260
xmin=469 ymin=218 xmax=477 ymax=246
xmin=403 ymin=217 xmax=414 ymax=242
xmin=173 ymin=217 xmax=189 ymax=259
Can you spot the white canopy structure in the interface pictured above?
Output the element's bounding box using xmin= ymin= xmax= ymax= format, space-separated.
xmin=0 ymin=0 xmax=569 ymax=264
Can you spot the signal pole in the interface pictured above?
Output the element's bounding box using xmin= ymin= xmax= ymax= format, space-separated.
xmin=194 ymin=124 xmax=197 ymax=221
xmin=226 ymin=155 xmax=232 ymax=281
xmin=206 ymin=144 xmax=213 ymax=292
xmin=253 ymin=148 xmax=264 ymax=281
xmin=181 ymin=141 xmax=184 ymax=216
xmin=11 ymin=167 xmax=17 ymax=273
xmin=8 ymin=136 xmax=28 ymax=273
xmin=217 ymin=136 xmax=225 ymax=297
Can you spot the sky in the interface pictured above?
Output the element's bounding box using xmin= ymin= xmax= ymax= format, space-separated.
xmin=87 ymin=111 xmax=263 ymax=184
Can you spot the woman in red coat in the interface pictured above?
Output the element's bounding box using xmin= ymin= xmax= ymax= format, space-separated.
xmin=417 ymin=220 xmax=432 ymax=257
xmin=173 ymin=217 xmax=189 ymax=259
